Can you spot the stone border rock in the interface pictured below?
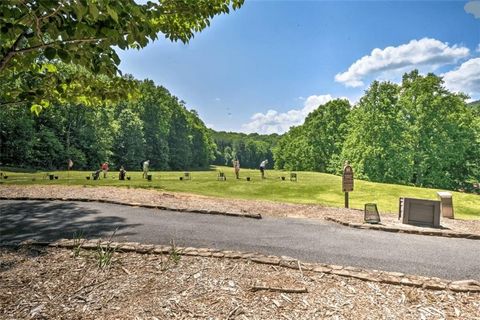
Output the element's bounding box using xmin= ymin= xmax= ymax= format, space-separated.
xmin=2 ymin=239 xmax=479 ymax=293
xmin=0 ymin=196 xmax=262 ymax=219
xmin=324 ymin=217 xmax=480 ymax=240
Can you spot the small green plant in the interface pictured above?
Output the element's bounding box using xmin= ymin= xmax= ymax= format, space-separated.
xmin=95 ymin=229 xmax=118 ymax=269
xmin=72 ymin=230 xmax=86 ymax=257
xmin=96 ymin=242 xmax=116 ymax=269
xmin=169 ymin=239 xmax=181 ymax=265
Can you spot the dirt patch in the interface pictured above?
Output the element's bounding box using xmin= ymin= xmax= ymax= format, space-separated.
xmin=1 ymin=185 xmax=479 ymax=235
xmin=1 ymin=246 xmax=479 ymax=319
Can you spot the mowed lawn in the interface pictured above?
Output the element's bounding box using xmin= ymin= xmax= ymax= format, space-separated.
xmin=1 ymin=166 xmax=479 ymax=220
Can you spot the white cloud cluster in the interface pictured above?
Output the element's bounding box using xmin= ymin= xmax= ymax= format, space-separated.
xmin=241 ymin=94 xmax=336 ymax=134
xmin=443 ymin=58 xmax=480 ymax=99
xmin=465 ymin=1 xmax=480 ymax=18
xmin=242 ymin=38 xmax=479 ymax=135
xmin=335 ymin=38 xmax=470 ymax=87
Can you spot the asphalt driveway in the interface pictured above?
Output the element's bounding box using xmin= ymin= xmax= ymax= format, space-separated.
xmin=1 ymin=200 xmax=479 ymax=280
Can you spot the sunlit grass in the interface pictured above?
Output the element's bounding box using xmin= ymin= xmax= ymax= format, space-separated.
xmin=1 ymin=166 xmax=479 ymax=220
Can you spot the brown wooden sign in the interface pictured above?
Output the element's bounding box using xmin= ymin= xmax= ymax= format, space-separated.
xmin=342 ymin=165 xmax=354 ymax=192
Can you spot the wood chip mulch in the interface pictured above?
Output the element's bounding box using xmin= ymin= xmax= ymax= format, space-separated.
xmin=1 ymin=246 xmax=479 ymax=320
xmin=1 ymin=185 xmax=479 ymax=235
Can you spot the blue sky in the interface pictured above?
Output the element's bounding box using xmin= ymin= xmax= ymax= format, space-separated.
xmin=118 ymin=0 xmax=480 ymax=134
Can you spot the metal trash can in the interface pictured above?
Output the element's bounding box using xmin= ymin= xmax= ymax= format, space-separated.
xmin=437 ymin=192 xmax=454 ymax=219
xmin=364 ymin=203 xmax=381 ymax=224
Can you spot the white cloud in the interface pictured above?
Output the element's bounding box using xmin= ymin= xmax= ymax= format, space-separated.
xmin=335 ymin=38 xmax=470 ymax=87
xmin=443 ymin=58 xmax=480 ymax=98
xmin=465 ymin=1 xmax=480 ymax=18
xmin=241 ymin=94 xmax=340 ymax=134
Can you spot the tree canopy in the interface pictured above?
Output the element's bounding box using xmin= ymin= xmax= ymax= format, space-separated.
xmin=0 ymin=0 xmax=243 ymax=111
xmin=339 ymin=81 xmax=411 ymax=183
xmin=274 ymin=71 xmax=479 ymax=190
xmin=273 ymin=99 xmax=351 ymax=172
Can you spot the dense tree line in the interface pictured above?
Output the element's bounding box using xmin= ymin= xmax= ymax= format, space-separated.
xmin=1 ymin=67 xmax=478 ymax=192
xmin=211 ymin=131 xmax=279 ymax=168
xmin=0 ymin=0 xmax=243 ymax=171
xmin=0 ymin=79 xmax=215 ymax=171
xmin=274 ymin=71 xmax=480 ymax=190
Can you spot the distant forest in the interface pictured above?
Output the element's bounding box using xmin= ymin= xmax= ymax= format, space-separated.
xmin=1 ymin=70 xmax=478 ymax=191
xmin=210 ymin=131 xmax=279 ymax=169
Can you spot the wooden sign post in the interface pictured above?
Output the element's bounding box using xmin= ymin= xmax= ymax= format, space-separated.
xmin=342 ymin=161 xmax=354 ymax=208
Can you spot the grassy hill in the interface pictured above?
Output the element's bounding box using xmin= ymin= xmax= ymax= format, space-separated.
xmin=1 ymin=166 xmax=479 ymax=220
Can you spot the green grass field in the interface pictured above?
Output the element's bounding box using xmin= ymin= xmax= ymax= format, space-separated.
xmin=1 ymin=166 xmax=479 ymax=220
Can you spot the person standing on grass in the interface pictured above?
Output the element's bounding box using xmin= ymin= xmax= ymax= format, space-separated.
xmin=259 ymin=159 xmax=268 ymax=179
xmin=101 ymin=161 xmax=109 ymax=178
xmin=233 ymin=159 xmax=240 ymax=179
xmin=143 ymin=160 xmax=150 ymax=179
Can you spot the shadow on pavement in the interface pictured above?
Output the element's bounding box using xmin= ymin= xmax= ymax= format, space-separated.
xmin=0 ymin=201 xmax=140 ymax=242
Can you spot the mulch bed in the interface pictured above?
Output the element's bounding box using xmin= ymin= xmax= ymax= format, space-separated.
xmin=1 ymin=246 xmax=479 ymax=319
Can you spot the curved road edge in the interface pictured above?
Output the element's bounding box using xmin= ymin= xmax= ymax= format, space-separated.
xmin=0 ymin=196 xmax=262 ymax=219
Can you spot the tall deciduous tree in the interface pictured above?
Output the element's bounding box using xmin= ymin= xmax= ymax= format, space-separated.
xmin=304 ymin=99 xmax=351 ymax=172
xmin=273 ymin=125 xmax=313 ymax=171
xmin=188 ymin=110 xmax=216 ymax=168
xmin=167 ymin=107 xmax=192 ymax=170
xmin=0 ymin=105 xmax=36 ymax=166
xmin=340 ymin=81 xmax=412 ymax=183
xmin=399 ymin=71 xmax=477 ymax=188
xmin=273 ymin=99 xmax=351 ymax=172
xmin=135 ymin=81 xmax=173 ymax=170
xmin=112 ymin=106 xmax=145 ymax=170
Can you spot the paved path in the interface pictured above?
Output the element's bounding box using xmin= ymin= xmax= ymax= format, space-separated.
xmin=1 ymin=200 xmax=479 ymax=280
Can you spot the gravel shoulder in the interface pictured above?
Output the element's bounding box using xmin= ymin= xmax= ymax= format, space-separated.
xmin=1 ymin=185 xmax=479 ymax=235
